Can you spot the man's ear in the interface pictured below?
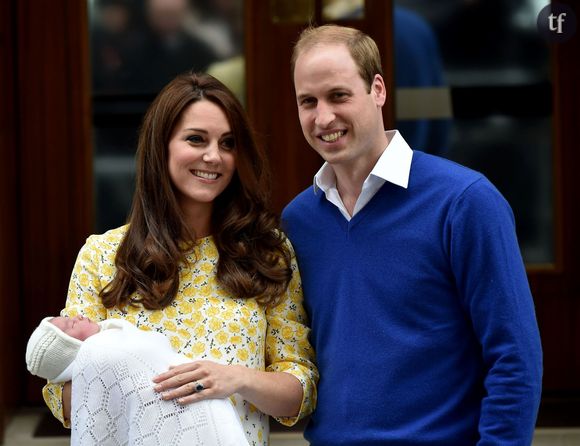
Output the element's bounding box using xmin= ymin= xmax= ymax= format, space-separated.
xmin=371 ymin=74 xmax=387 ymax=107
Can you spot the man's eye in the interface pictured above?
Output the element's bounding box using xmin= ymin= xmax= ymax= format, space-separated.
xmin=300 ymin=98 xmax=316 ymax=107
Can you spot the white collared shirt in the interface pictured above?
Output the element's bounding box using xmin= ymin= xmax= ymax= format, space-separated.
xmin=313 ymin=130 xmax=413 ymax=221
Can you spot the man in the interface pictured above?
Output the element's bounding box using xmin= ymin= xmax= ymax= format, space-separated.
xmin=282 ymin=25 xmax=542 ymax=445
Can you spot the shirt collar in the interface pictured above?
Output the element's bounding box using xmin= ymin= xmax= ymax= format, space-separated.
xmin=313 ymin=129 xmax=413 ymax=193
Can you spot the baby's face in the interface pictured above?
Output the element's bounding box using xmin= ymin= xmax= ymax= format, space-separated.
xmin=51 ymin=315 xmax=100 ymax=341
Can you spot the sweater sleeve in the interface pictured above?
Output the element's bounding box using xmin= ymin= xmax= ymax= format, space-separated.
xmin=43 ymin=234 xmax=111 ymax=427
xmin=448 ymin=178 xmax=542 ymax=445
xmin=265 ymin=241 xmax=318 ymax=426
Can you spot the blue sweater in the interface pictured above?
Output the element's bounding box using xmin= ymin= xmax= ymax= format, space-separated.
xmin=282 ymin=151 xmax=542 ymax=445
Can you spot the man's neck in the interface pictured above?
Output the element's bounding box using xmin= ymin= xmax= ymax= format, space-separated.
xmin=332 ymin=138 xmax=389 ymax=216
xmin=334 ymin=169 xmax=365 ymax=217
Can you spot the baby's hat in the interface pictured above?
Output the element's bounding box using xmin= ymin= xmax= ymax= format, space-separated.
xmin=25 ymin=317 xmax=83 ymax=381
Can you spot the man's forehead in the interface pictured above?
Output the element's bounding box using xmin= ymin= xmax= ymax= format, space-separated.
xmin=296 ymin=43 xmax=351 ymax=66
xmin=295 ymin=47 xmax=358 ymax=82
xmin=295 ymin=65 xmax=362 ymax=98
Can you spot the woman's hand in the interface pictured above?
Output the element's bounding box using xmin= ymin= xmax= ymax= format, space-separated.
xmin=152 ymin=360 xmax=303 ymax=417
xmin=152 ymin=360 xmax=247 ymax=405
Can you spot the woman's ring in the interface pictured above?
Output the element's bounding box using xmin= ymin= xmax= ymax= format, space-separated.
xmin=194 ymin=381 xmax=204 ymax=393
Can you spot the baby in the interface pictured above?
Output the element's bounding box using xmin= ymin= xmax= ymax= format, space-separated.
xmin=26 ymin=315 xmax=100 ymax=382
xmin=26 ymin=315 xmax=248 ymax=446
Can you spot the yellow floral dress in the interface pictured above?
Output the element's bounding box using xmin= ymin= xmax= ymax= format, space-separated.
xmin=43 ymin=225 xmax=318 ymax=446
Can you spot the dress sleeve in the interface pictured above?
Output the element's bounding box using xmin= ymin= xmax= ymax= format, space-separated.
xmin=265 ymin=240 xmax=318 ymax=426
xmin=42 ymin=234 xmax=110 ymax=427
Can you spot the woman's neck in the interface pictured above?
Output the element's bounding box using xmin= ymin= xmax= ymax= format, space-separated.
xmin=180 ymin=201 xmax=213 ymax=239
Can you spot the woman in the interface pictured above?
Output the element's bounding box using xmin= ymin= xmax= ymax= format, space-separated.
xmin=43 ymin=72 xmax=318 ymax=445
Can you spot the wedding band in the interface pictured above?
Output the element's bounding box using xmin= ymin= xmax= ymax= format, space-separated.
xmin=194 ymin=382 xmax=204 ymax=393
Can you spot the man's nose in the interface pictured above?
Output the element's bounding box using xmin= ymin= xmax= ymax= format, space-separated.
xmin=315 ymin=102 xmax=335 ymax=128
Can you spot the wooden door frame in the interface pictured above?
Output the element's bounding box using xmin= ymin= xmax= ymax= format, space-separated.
xmin=532 ymin=0 xmax=580 ymax=421
xmin=0 ymin=1 xmax=94 ymax=433
xmin=0 ymin=0 xmax=20 ymax=438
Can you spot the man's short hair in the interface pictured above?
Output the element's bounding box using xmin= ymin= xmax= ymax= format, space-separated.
xmin=291 ymin=24 xmax=384 ymax=92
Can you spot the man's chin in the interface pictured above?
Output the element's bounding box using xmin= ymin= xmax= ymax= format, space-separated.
xmin=313 ymin=143 xmax=346 ymax=160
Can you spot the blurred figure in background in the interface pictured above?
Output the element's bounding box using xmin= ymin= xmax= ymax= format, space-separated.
xmin=323 ymin=0 xmax=452 ymax=154
xmin=394 ymin=6 xmax=451 ymax=155
xmin=186 ymin=0 xmax=243 ymax=60
xmin=200 ymin=0 xmax=246 ymax=106
xmin=90 ymin=0 xmax=145 ymax=94
xmin=139 ymin=0 xmax=218 ymax=92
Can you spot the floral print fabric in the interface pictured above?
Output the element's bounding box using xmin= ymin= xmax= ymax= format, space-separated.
xmin=43 ymin=225 xmax=318 ymax=446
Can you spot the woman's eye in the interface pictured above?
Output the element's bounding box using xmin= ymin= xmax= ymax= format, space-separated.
xmin=186 ymin=135 xmax=204 ymax=144
xmin=221 ymin=137 xmax=236 ymax=151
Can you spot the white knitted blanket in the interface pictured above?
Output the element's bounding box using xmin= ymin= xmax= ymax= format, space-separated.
xmin=70 ymin=320 xmax=249 ymax=445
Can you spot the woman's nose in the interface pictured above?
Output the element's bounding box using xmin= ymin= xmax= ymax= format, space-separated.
xmin=202 ymin=143 xmax=220 ymax=163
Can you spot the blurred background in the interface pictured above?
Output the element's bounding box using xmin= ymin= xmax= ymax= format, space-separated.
xmin=88 ymin=0 xmax=554 ymax=263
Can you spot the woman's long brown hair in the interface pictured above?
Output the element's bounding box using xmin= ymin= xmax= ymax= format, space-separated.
xmin=100 ymin=72 xmax=292 ymax=310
